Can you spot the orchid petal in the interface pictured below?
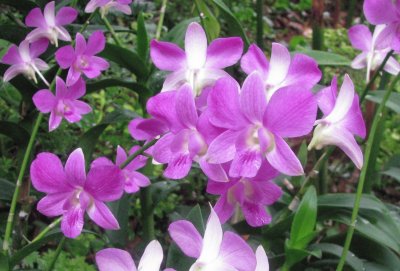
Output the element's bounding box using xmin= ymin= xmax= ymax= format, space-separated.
xmin=138 ymin=240 xmax=164 ymax=271
xmin=169 ymin=220 xmax=203 ymax=258
xmin=37 ymin=193 xmax=70 ymax=217
xmin=85 ymin=165 xmax=124 ymax=201
xmin=87 ymin=200 xmax=119 ymax=230
xmin=363 ymin=0 xmax=397 ymax=24
xmin=150 ymin=40 xmax=186 ymax=71
xmin=96 ymin=248 xmax=136 ymax=271
xmin=185 ymin=22 xmax=207 ymax=69
xmin=33 ymin=90 xmax=56 ymax=113
xmin=240 ymin=44 xmax=269 ymax=77
xmin=266 ymin=43 xmax=291 ymax=86
xmin=198 ymin=207 xmax=223 ymax=263
xmin=255 ymin=246 xmax=269 ymax=271
xmin=56 ymin=7 xmax=78 ymax=25
xmin=242 ymin=202 xmax=271 ymax=227
xmin=348 ymin=25 xmax=372 ymax=51
xmin=324 ymin=74 xmax=354 ymax=123
xmin=61 ymin=206 xmax=85 ymax=238
xmin=240 ymin=72 xmax=267 ymax=123
xmin=206 ymin=130 xmax=240 ymax=164
xmin=86 ymin=31 xmax=106 ymax=55
xmin=205 ymin=37 xmax=243 ymax=69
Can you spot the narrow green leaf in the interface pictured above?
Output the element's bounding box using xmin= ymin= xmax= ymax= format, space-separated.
xmin=136 ymin=12 xmax=149 ymax=63
xmin=0 ymin=178 xmax=16 ymax=201
xmin=294 ymin=49 xmax=351 ymax=66
xmin=106 ymin=194 xmax=131 ymax=247
xmin=381 ymin=167 xmax=400 ymax=182
xmin=366 ymin=90 xmax=400 ymax=113
xmin=318 ymin=193 xmax=388 ymax=213
xmin=0 ymin=251 xmax=9 ymax=271
xmin=86 ymin=78 xmax=149 ymax=94
xmin=194 ymin=0 xmax=220 ymax=41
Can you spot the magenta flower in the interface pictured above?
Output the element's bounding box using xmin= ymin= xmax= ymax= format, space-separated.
xmin=348 ymin=24 xmax=400 ymax=81
xmin=30 ymin=148 xmax=124 ymax=238
xmin=96 ymin=240 xmax=175 ymax=271
xmin=1 ymin=39 xmax=49 ymax=85
xmin=169 ymin=207 xmax=256 ymax=271
xmin=33 ymin=77 xmax=92 ymax=131
xmin=255 ymin=246 xmax=269 ymax=271
xmin=363 ymin=0 xmax=400 ymax=51
xmin=241 ymin=43 xmax=321 ymax=100
xmin=55 ymin=31 xmax=109 ymax=86
xmin=207 ymin=161 xmax=281 ymax=227
xmin=150 ymin=22 xmax=243 ymax=95
xmin=85 ymin=0 xmax=132 ymax=18
xmin=25 ymin=1 xmax=78 ymax=46
xmin=206 ymin=73 xmax=317 ymax=177
xmin=92 ymin=145 xmax=150 ymax=193
xmin=309 ymin=75 xmax=366 ymax=169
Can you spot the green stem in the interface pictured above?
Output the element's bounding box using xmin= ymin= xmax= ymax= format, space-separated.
xmin=345 ymin=0 xmax=356 ymax=28
xmin=256 ymin=0 xmax=264 ymax=50
xmin=47 ymin=237 xmax=66 ymax=271
xmin=336 ymin=74 xmax=400 ymax=271
xmin=140 ymin=187 xmax=155 ymax=242
xmin=31 ymin=217 xmax=62 ymax=243
xmin=155 ymin=0 xmax=168 ymax=40
xmin=102 ymin=16 xmax=123 ymax=47
xmin=119 ymin=139 xmax=157 ymax=169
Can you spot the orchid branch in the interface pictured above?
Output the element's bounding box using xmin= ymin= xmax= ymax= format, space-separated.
xmin=31 ymin=217 xmax=62 ymax=243
xmin=101 ymin=16 xmax=123 ymax=47
xmin=119 ymin=139 xmax=157 ymax=169
xmin=47 ymin=236 xmax=66 ymax=271
xmin=336 ymin=73 xmax=400 ymax=271
xmin=156 ymin=0 xmax=168 ymax=40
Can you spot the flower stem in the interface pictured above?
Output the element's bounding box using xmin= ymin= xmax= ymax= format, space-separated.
xmin=31 ymin=217 xmax=62 ymax=243
xmin=140 ymin=187 xmax=155 ymax=242
xmin=47 ymin=236 xmax=66 ymax=271
xmin=256 ymin=0 xmax=264 ymax=50
xmin=119 ymin=139 xmax=157 ymax=169
xmin=336 ymin=74 xmax=400 ymax=271
xmin=156 ymin=0 xmax=168 ymax=40
xmin=102 ymin=16 xmax=123 ymax=47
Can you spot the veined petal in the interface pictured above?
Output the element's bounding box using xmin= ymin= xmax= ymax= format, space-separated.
xmin=85 ymin=165 xmax=124 ymax=201
xmin=176 ymin=84 xmax=198 ymax=128
xmin=138 ymin=240 xmax=164 ymax=271
xmin=242 ymin=202 xmax=271 ymax=227
xmin=65 ymin=148 xmax=86 ymax=187
xmin=206 ymin=130 xmax=240 ymax=164
xmin=152 ymin=133 xmax=174 ymax=164
xmin=240 ymin=44 xmax=269 ymax=77
xmin=86 ymin=31 xmax=106 ymax=55
xmin=1 ymin=45 xmax=22 ymax=65
xmin=185 ymin=22 xmax=207 ymax=69
xmin=87 ymin=200 xmax=119 ymax=230
xmin=198 ymin=207 xmax=223 ymax=263
xmin=96 ymin=248 xmax=136 ymax=271
xmin=44 ymin=1 xmax=56 ymax=26
xmin=150 ymin=40 xmax=186 ymax=71
xmin=266 ymin=43 xmax=291 ymax=86
xmin=255 ymin=246 xmax=269 ymax=271
xmin=55 ymin=45 xmax=75 ymax=68
xmin=164 ymin=153 xmax=192 ymax=179
xmin=213 ymin=194 xmax=235 ymax=224
xmin=128 ymin=118 xmax=168 ymax=141
xmin=25 ymin=7 xmax=46 ymax=28
xmin=363 ymin=0 xmax=397 ymax=24
xmin=240 ymin=72 xmax=267 ymax=123
xmin=33 ymin=89 xmax=56 ymax=113
xmin=205 ymin=37 xmax=243 ymax=69
xmin=37 ymin=193 xmax=70 ymax=217
xmin=351 ymin=52 xmax=368 ymax=69
xmin=61 ymin=206 xmax=85 ymax=238
xmin=229 ymin=150 xmax=262 ymax=178
xmin=348 ymin=25 xmax=372 ymax=51
xmin=169 ymin=220 xmax=203 ymax=258
xmin=56 ymin=7 xmax=78 ymax=25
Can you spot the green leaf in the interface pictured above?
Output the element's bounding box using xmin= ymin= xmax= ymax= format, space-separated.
xmin=284 ymin=242 xmax=321 ymax=269
xmin=0 ymin=121 xmax=30 ymax=147
xmin=294 ymin=49 xmax=351 ymax=66
xmin=366 ymin=90 xmax=400 ymax=114
xmin=0 ymin=178 xmax=16 ymax=201
xmin=106 ymin=194 xmax=131 ymax=247
xmin=318 ymin=193 xmax=389 ymax=213
xmin=310 ymin=243 xmax=364 ymax=271
xmin=163 ymin=18 xmax=200 ymax=46
xmin=194 ymin=0 xmax=220 ymax=41
xmin=99 ymin=43 xmax=149 ymax=80
xmin=381 ymin=167 xmax=400 ymax=182
xmin=86 ymin=78 xmax=149 ymax=94
xmin=210 ymin=0 xmax=250 ymax=47
xmin=136 ymin=12 xmax=149 ymax=63
xmin=289 ymin=186 xmax=317 ymax=249
xmin=0 ymin=251 xmax=9 ymax=271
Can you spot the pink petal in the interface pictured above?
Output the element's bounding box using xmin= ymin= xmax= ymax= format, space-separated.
xmin=113 ymin=3 xmax=132 ymax=15
xmin=168 ymin=220 xmax=203 ymax=258
xmin=66 ymin=67 xmax=82 ymax=87
xmin=152 ymin=133 xmax=174 ymax=164
xmin=206 ymin=130 xmax=240 ymax=164
xmin=161 ymin=70 xmax=188 ymax=91
xmin=255 ymin=246 xmax=269 ymax=271
xmin=351 ymin=52 xmax=367 ymax=69
xmin=1 ymin=45 xmax=22 ymax=65
xmin=363 ymin=0 xmax=397 ymax=25
xmin=85 ymin=0 xmax=102 ymax=13
xmin=348 ymin=25 xmax=372 ymax=51
xmin=240 ymin=72 xmax=267 ymax=123
xmin=205 ymin=37 xmax=243 ymax=69
xmin=128 ymin=118 xmax=168 ymax=141
xmin=43 ymin=1 xmax=56 ymax=26
xmin=55 ymin=45 xmax=75 ymax=69
xmin=175 ymin=84 xmax=198 ymax=128
xmin=219 ymin=231 xmax=256 ymax=271
xmin=138 ymin=240 xmax=164 ymax=271
xmin=91 ymin=157 xmax=114 ymax=168
xmin=199 ymin=159 xmax=229 ymax=182
xmin=66 ymin=78 xmax=86 ymax=99
xmin=127 ymin=146 xmax=148 ymax=170
xmin=316 ymin=77 xmax=338 ymax=116
xmin=115 ymin=145 xmax=128 ymax=166
xmin=266 ymin=136 xmax=304 ymax=176
xmin=61 ymin=206 xmax=85 ymax=238
xmin=339 ymin=96 xmax=366 ymax=139
xmin=85 ymin=165 xmax=124 ymax=201
xmin=164 ymin=153 xmax=192 ymax=179
xmin=384 ymin=56 xmax=400 ymax=75
xmin=49 ymin=111 xmax=63 ymax=131
xmin=86 ymin=31 xmax=106 ymax=55
xmin=87 ymin=200 xmax=119 ymax=230
xmin=65 ymin=148 xmax=87 ymax=187
xmin=55 ymin=76 xmax=68 ymax=97
xmin=283 ymin=53 xmax=322 ymax=90
xmin=150 ymin=40 xmax=186 ymax=71
xmin=125 ymin=171 xmax=150 ymax=193
xmin=264 ymin=86 xmax=316 ymax=138
xmin=30 ymin=152 xmax=70 ymax=193
xmin=25 ymin=7 xmax=46 ymax=28
xmin=198 ymin=207 xmax=223 ymax=263
xmin=33 ymin=90 xmax=56 ymax=113
xmin=37 ymin=193 xmax=70 ymax=217
xmin=242 ymin=202 xmax=271 ymax=227
xmin=3 ymin=64 xmax=26 ymax=82
xmin=147 ymin=91 xmax=182 ymax=132
xmin=240 ymin=44 xmax=269 ymax=77
xmin=56 ymin=26 xmax=72 ymax=42
xmin=55 ymin=7 xmax=78 ymax=26
xmin=252 ymin=160 xmax=280 ymax=182
xmin=229 ymin=150 xmax=262 ymax=178
xmin=185 ymin=22 xmax=207 ymax=69
xmin=253 ymin=181 xmax=282 ymax=205
xmin=213 ymin=194 xmax=235 ymax=224
xmin=75 ymin=33 xmax=87 ymax=56
xmin=96 ymin=248 xmax=136 ymax=271
xmin=266 ymin=43 xmax=291 ymax=86
xmin=82 ymin=56 xmax=109 ymax=78
xmin=33 ymin=58 xmax=49 ymax=70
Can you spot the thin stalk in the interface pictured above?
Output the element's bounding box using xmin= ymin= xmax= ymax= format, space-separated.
xmin=101 ymin=16 xmax=123 ymax=47
xmin=140 ymin=187 xmax=155 ymax=242
xmin=2 ymin=13 xmax=96 ymax=254
xmin=47 ymin=237 xmax=66 ymax=271
xmin=345 ymin=0 xmax=356 ymax=28
xmin=256 ymin=0 xmax=264 ymax=50
xmin=119 ymin=139 xmax=157 ymax=169
xmin=156 ymin=0 xmax=168 ymax=40
xmin=31 ymin=217 xmax=62 ymax=243
xmin=336 ymin=74 xmax=400 ymax=271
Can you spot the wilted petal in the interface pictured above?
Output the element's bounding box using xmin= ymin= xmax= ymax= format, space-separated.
xmin=205 ymin=37 xmax=243 ymax=69
xmin=85 ymin=165 xmax=124 ymax=201
xmin=266 ymin=43 xmax=291 ymax=86
xmin=33 ymin=90 xmax=56 ymax=113
xmin=255 ymin=246 xmax=269 ymax=271
xmin=169 ymin=220 xmax=203 ymax=258
xmin=241 ymin=44 xmax=269 ymax=77
xmin=56 ymin=7 xmax=78 ymax=25
xmin=185 ymin=22 xmax=207 ymax=69
xmin=96 ymin=248 xmax=136 ymax=271
xmin=87 ymin=200 xmax=119 ymax=230
xmin=348 ymin=25 xmax=372 ymax=51
xmin=138 ymin=240 xmax=164 ymax=271
xmin=61 ymin=206 xmax=85 ymax=238
xmin=150 ymin=40 xmax=186 ymax=71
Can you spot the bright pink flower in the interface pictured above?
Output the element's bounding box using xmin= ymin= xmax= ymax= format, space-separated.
xmin=169 ymin=207 xmax=256 ymax=271
xmin=1 ymin=39 xmax=49 ymax=85
xmin=241 ymin=43 xmax=321 ymax=101
xmin=33 ymin=77 xmax=92 ymax=131
xmin=96 ymin=240 xmax=175 ymax=271
xmin=309 ymin=75 xmax=366 ymax=169
xmin=92 ymin=145 xmax=150 ymax=193
xmin=85 ymin=0 xmax=132 ymax=17
xmin=150 ymin=22 xmax=243 ymax=95
xmin=363 ymin=0 xmax=400 ymax=51
xmin=207 ymin=161 xmax=281 ymax=227
xmin=30 ymin=148 xmax=124 ymax=238
xmin=55 ymin=31 xmax=109 ymax=86
xmin=25 ymin=1 xmax=78 ymax=46
xmin=348 ymin=24 xmax=400 ymax=81
xmin=206 ymin=73 xmax=317 ymax=177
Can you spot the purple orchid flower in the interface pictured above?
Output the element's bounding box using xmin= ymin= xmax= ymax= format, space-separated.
xmin=96 ymin=240 xmax=175 ymax=271
xmin=169 ymin=206 xmax=256 ymax=271
xmin=55 ymin=31 xmax=109 ymax=86
xmin=241 ymin=43 xmax=321 ymax=100
xmin=309 ymin=75 xmax=366 ymax=169
xmin=348 ymin=24 xmax=400 ymax=81
xmin=206 ymin=73 xmax=317 ymax=177
xmin=255 ymin=246 xmax=269 ymax=271
xmin=30 ymin=148 xmax=124 ymax=238
xmin=25 ymin=1 xmax=78 ymax=46
xmin=1 ymin=39 xmax=49 ymax=85
xmin=85 ymin=0 xmax=132 ymax=18
xmin=363 ymin=0 xmax=400 ymax=51
xmin=150 ymin=22 xmax=243 ymax=95
xmin=32 ymin=77 xmax=92 ymax=131
xmin=92 ymin=145 xmax=150 ymax=193
xmin=207 ymin=161 xmax=282 ymax=227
